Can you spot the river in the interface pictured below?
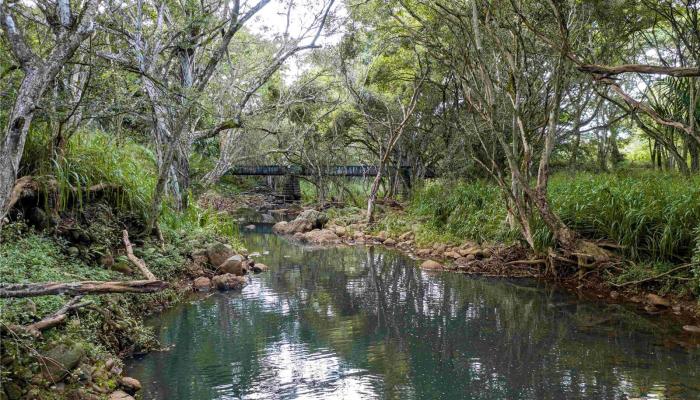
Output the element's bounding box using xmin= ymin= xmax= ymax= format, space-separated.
xmin=126 ymin=226 xmax=700 ymax=399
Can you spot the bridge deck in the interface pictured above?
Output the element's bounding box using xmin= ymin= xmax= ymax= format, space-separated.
xmin=229 ymin=165 xmax=398 ymax=177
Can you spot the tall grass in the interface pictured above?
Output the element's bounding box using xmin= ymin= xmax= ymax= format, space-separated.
xmin=544 ymin=171 xmax=700 ymax=262
xmin=406 ymin=179 xmax=517 ymax=244
xmin=54 ymin=131 xmax=157 ymax=218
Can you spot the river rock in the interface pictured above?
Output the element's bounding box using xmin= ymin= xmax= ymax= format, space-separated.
xmin=444 ymin=251 xmax=461 ymax=259
xmin=244 ymin=224 xmax=256 ymax=230
xmin=218 ymin=255 xmax=246 ymax=276
xmin=212 ymin=274 xmax=246 ymax=291
xmin=334 ymin=226 xmax=347 ymax=237
xmin=303 ymin=229 xmax=341 ymax=244
xmin=261 ymin=213 xmax=276 ymax=223
xmin=455 ymin=257 xmax=473 ymax=267
xmin=383 ymin=238 xmax=397 ymax=246
xmin=251 ymin=263 xmax=269 ymax=273
xmin=119 ymin=377 xmax=142 ymax=394
xmin=416 ymin=248 xmax=432 ymax=257
xmin=421 ymin=260 xmax=443 ymax=270
xmin=298 ymin=209 xmax=328 ymax=229
xmin=39 ymin=343 xmax=85 ymax=382
xmin=399 ymin=231 xmax=413 ymax=241
xmin=432 ymin=243 xmax=447 ymax=253
xmin=206 ymin=243 xmax=236 ymax=267
xmin=646 ymin=294 xmax=671 ymax=307
xmin=273 ymin=219 xmax=313 ymax=234
xmin=352 ymin=231 xmax=364 ymax=239
xmin=109 ymin=391 xmax=135 ymax=400
xmin=193 ymin=277 xmax=211 ymax=291
xmin=683 ymin=325 xmax=700 ymax=334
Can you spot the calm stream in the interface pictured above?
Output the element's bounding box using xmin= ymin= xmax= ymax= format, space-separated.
xmin=127 ymin=227 xmax=700 ymax=399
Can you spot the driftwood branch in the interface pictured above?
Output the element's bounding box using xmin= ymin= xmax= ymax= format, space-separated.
xmin=122 ymin=229 xmax=157 ymax=280
xmin=0 ymin=280 xmax=168 ymax=298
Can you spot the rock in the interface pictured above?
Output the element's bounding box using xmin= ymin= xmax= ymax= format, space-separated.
xmin=206 ymin=243 xmax=236 ymax=268
xmin=416 ymin=248 xmax=432 ymax=257
xmin=218 ymin=255 xmax=246 ymax=276
xmin=261 ymin=213 xmax=276 ymax=224
xmin=251 ymin=263 xmax=268 ymax=273
xmin=352 ymin=231 xmax=364 ymax=239
xmin=444 ymin=251 xmax=461 ymax=259
xmin=334 ymin=226 xmax=347 ymax=237
xmin=67 ymin=246 xmax=80 ymax=257
xmin=297 ymin=209 xmax=328 ymax=229
xmin=244 ymin=224 xmax=256 ymax=230
xmin=119 ymin=377 xmax=141 ymax=394
xmin=399 ymin=231 xmax=413 ymax=241
xmin=432 ymin=243 xmax=447 ymax=253
xmin=646 ymin=293 xmax=671 ymax=308
xmin=273 ymin=219 xmax=313 ymax=234
xmin=39 ymin=343 xmax=85 ymax=382
xmin=455 ymin=257 xmax=472 ymax=266
xmin=212 ymin=274 xmax=246 ymax=291
xmin=420 ymin=260 xmax=443 ymax=270
xmin=383 ymin=238 xmax=397 ymax=246
xmin=609 ymin=291 xmax=619 ymax=300
xmin=193 ymin=277 xmax=211 ymax=291
xmin=377 ymin=231 xmax=388 ymax=241
xmin=109 ymin=391 xmax=135 ymax=400
xmin=682 ymin=325 xmax=700 ymax=334
xmin=302 ymin=229 xmax=341 ymax=244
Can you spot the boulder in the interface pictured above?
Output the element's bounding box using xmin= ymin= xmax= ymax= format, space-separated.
xmin=433 ymin=243 xmax=447 ymax=253
xmin=646 ymin=294 xmax=671 ymax=307
xmin=206 ymin=243 xmax=236 ymax=268
xmin=109 ymin=391 xmax=135 ymax=400
xmin=420 ymin=260 xmax=443 ymax=270
xmin=377 ymin=231 xmax=388 ymax=241
xmin=416 ymin=249 xmax=432 ymax=257
xmin=119 ymin=377 xmax=142 ymax=394
xmin=455 ymin=257 xmax=473 ymax=266
xmin=261 ymin=213 xmax=276 ymax=223
xmin=111 ymin=261 xmax=133 ymax=275
xmin=273 ymin=219 xmax=313 ymax=234
xmin=297 ymin=209 xmax=328 ymax=229
xmin=40 ymin=343 xmax=85 ymax=382
xmin=383 ymin=238 xmax=397 ymax=246
xmin=352 ymin=231 xmax=365 ymax=239
xmin=444 ymin=251 xmax=461 ymax=259
xmin=212 ymin=274 xmax=247 ymax=291
xmin=193 ymin=277 xmax=211 ymax=291
xmin=334 ymin=226 xmax=347 ymax=237
xmin=303 ymin=229 xmax=341 ymax=244
xmin=218 ymin=255 xmax=246 ymax=276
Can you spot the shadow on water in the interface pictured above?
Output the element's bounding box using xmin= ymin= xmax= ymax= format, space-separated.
xmin=127 ymin=226 xmax=700 ymax=399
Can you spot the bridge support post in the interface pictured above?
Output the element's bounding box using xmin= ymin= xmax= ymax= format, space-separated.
xmin=281 ymin=174 xmax=301 ymax=201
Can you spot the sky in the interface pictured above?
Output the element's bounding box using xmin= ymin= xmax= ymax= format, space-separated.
xmin=247 ymin=0 xmax=347 ymax=82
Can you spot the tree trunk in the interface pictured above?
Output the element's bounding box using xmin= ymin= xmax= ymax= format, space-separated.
xmin=366 ymin=168 xmax=383 ymax=224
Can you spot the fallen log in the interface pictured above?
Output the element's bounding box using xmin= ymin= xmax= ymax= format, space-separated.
xmin=0 ymin=280 xmax=168 ymax=298
xmin=122 ymin=229 xmax=157 ymax=280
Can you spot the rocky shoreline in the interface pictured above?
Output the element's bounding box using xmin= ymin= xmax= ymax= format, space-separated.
xmin=270 ymin=208 xmax=700 ymax=339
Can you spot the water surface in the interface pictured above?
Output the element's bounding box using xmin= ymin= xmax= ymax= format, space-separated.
xmin=127 ymin=229 xmax=700 ymax=399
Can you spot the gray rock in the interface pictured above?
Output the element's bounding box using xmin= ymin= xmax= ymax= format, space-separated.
xmin=39 ymin=343 xmax=85 ymax=382
xmin=206 ymin=243 xmax=236 ymax=267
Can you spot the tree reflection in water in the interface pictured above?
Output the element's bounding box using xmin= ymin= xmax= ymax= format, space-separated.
xmin=127 ymin=230 xmax=700 ymax=400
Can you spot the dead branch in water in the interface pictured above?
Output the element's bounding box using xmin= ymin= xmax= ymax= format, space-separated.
xmin=122 ymin=229 xmax=157 ymax=280
xmin=0 ymin=280 xmax=168 ymax=298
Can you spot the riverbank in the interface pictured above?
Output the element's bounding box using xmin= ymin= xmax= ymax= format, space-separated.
xmin=0 ymin=198 xmax=258 ymax=400
xmin=271 ymin=203 xmax=700 ymax=337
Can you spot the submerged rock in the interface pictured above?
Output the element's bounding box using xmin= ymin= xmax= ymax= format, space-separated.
xmin=420 ymin=260 xmax=443 ymax=270
xmin=251 ymin=263 xmax=269 ymax=273
xmin=212 ymin=274 xmax=246 ymax=291
xmin=302 ymin=229 xmax=341 ymax=244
